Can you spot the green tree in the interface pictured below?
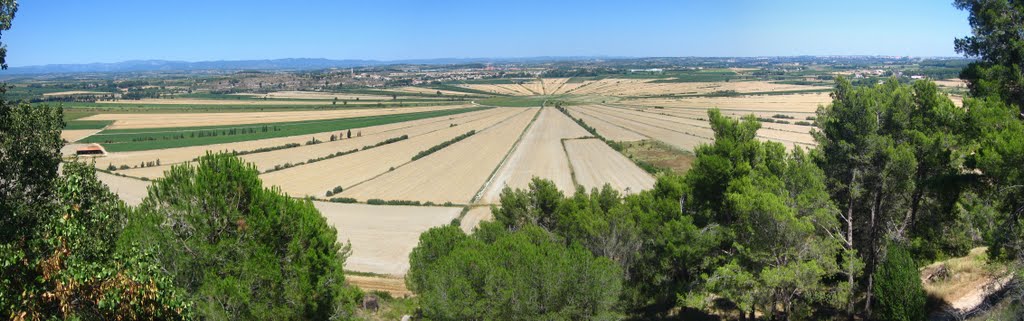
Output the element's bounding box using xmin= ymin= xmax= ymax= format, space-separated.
xmin=682 ymin=110 xmax=849 ymax=320
xmin=0 ymin=103 xmax=192 ymax=319
xmin=814 ymin=77 xmax=970 ymax=317
xmin=954 ymin=0 xmax=1024 ymax=111
xmin=965 ymin=96 xmax=1024 ymax=261
xmin=125 ymin=153 xmax=359 ymax=320
xmin=407 ymin=222 xmax=622 ymax=320
xmin=872 ymin=244 xmax=926 ymax=321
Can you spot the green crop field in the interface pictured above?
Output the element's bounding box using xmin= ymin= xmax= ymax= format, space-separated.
xmin=64 ymin=120 xmax=113 ymax=130
xmin=83 ymin=107 xmax=487 ymax=152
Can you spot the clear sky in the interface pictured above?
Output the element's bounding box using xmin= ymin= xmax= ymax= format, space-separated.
xmin=5 ymin=0 xmax=971 ymax=66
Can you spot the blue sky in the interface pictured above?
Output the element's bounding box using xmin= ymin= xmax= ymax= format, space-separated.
xmin=5 ymin=0 xmax=971 ymax=66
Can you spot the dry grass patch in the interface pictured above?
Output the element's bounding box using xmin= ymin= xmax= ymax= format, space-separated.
xmin=621 ymin=140 xmax=696 ymax=175
xmin=921 ymin=247 xmax=1013 ymax=313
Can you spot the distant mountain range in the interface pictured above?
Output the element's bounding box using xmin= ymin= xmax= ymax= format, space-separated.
xmin=5 ymin=57 xmax=614 ymax=75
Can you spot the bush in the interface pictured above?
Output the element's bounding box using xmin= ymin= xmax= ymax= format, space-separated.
xmin=873 ymin=243 xmax=926 ymax=321
xmin=329 ymin=197 xmax=358 ymax=203
xmin=412 ymin=130 xmax=475 ymax=161
xmin=366 ymin=198 xmax=422 ymax=206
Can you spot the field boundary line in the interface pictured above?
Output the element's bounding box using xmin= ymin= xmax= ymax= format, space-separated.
xmin=559 ymin=137 xmax=586 ymax=189
xmin=470 ymin=107 xmax=542 ymax=204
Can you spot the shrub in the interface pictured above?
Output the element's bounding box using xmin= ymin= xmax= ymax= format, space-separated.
xmin=329 ymin=197 xmax=358 ymax=203
xmin=873 ymin=243 xmax=926 ymax=321
xmin=412 ymin=131 xmax=475 ymax=161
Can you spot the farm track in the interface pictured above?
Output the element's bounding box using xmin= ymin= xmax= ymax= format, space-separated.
xmin=346 ymin=275 xmax=411 ymax=297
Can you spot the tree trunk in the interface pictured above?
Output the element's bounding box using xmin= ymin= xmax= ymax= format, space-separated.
xmin=864 ymin=187 xmax=883 ymax=319
xmin=845 ymin=170 xmax=858 ymax=321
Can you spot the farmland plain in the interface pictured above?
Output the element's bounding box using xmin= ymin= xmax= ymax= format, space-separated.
xmin=80 ymin=77 xmax=856 ymax=279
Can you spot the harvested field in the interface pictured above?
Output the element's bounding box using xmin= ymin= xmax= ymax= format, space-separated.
xmin=479 ymin=108 xmax=589 ymax=203
xmin=95 ymin=171 xmax=150 ymax=206
xmin=244 ymin=107 xmax=508 ymax=172
xmin=577 ymin=105 xmax=815 ymax=150
xmin=571 ymin=105 xmax=711 ymax=150
xmin=621 ymin=92 xmax=830 ymax=113
xmin=566 ymin=109 xmax=647 ymax=141
xmin=61 ymin=129 xmax=101 ymax=142
xmin=82 ymin=104 xmax=470 ymax=129
xmin=339 ymin=108 xmax=538 ymax=204
xmin=262 ymin=108 xmax=524 ymax=197
xmin=460 ymin=206 xmax=494 ymax=234
xmin=564 ymin=138 xmax=655 ymax=193
xmin=314 ymin=201 xmax=460 ymax=275
xmin=100 ymin=108 xmax=498 ymax=176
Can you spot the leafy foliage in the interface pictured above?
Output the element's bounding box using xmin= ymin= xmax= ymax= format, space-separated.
xmin=125 ymin=153 xmax=360 ymax=320
xmin=954 ymin=0 xmax=1024 ymax=111
xmin=0 ymin=99 xmax=191 ymax=319
xmin=407 ymin=223 xmax=622 ymax=320
xmin=814 ymin=77 xmax=974 ymax=315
